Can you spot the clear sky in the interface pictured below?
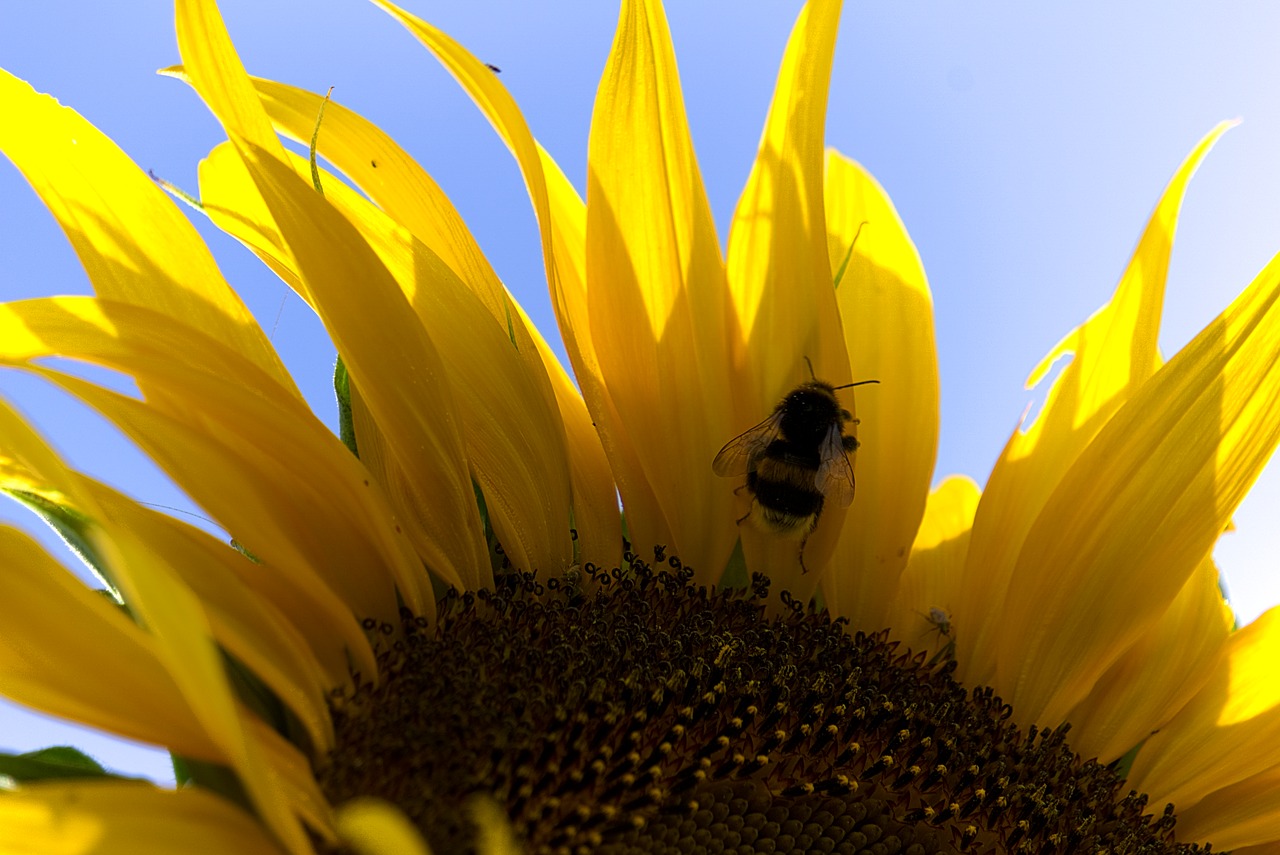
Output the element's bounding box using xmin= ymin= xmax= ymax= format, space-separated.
xmin=2 ymin=1 xmax=1280 ymax=783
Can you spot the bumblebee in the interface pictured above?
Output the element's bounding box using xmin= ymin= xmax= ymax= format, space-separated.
xmin=713 ymin=373 xmax=877 ymax=572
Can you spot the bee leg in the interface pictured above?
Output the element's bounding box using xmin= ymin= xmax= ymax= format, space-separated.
xmin=798 ymin=532 xmax=811 ymax=574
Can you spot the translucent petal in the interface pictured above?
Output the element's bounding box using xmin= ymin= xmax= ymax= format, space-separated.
xmin=999 ymin=249 xmax=1280 ymax=725
xmin=1129 ymin=607 xmax=1280 ymax=819
xmin=823 ymin=150 xmax=940 ymax=629
xmin=884 ymin=475 xmax=980 ymax=661
xmin=0 ymin=525 xmax=220 ymax=761
xmin=1062 ymin=554 xmax=1232 ymax=763
xmin=726 ymin=0 xmax=847 ymax=404
xmin=957 ymin=123 xmax=1235 ymax=687
xmin=586 ymin=0 xmax=737 ymax=580
xmin=0 ymin=69 xmax=293 ymax=395
xmin=0 ymin=781 xmax=286 ymax=855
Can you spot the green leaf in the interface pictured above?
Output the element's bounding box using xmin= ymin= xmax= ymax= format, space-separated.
xmin=0 ymin=746 xmax=121 ymax=782
xmin=2 ymin=489 xmax=121 ymax=599
xmin=170 ymin=755 xmax=250 ymax=810
xmin=831 ymin=220 xmax=867 ymax=290
xmin=333 ymin=355 xmax=359 ymax=457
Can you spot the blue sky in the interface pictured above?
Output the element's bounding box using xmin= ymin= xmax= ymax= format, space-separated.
xmin=2 ymin=1 xmax=1279 ymax=782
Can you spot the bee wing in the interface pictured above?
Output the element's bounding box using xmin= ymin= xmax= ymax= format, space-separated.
xmin=816 ymin=422 xmax=857 ymax=507
xmin=712 ymin=412 xmax=784 ymax=476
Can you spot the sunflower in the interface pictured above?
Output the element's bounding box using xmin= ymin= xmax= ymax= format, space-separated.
xmin=2 ymin=0 xmax=1279 ymax=853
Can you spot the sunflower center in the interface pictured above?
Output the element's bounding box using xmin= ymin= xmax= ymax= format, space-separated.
xmin=316 ymin=563 xmax=1201 ymax=855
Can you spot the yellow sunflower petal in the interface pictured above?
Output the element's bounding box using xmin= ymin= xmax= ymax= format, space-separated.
xmin=0 ymin=390 xmax=311 ymax=854
xmin=958 ymin=123 xmax=1235 ymax=686
xmin=336 ymin=799 xmax=434 ymax=855
xmin=366 ymin=0 xmax=578 ymax=377
xmin=726 ymin=0 xmax=847 ymax=404
xmin=86 ymin=480 xmax=336 ymax=757
xmin=720 ymin=0 xmax=848 ymax=598
xmin=0 ymin=68 xmax=293 ymax=396
xmin=997 ymin=248 xmax=1280 ymax=726
xmin=1128 ymin=606 xmax=1280 ymax=821
xmin=884 ymin=475 xmax=979 ymax=659
xmin=1062 ymin=554 xmax=1233 ymax=764
xmin=250 ymin=716 xmax=338 ymax=846
xmin=283 ymin=150 xmax=572 ymax=577
xmin=0 ymin=524 xmax=220 ymax=760
xmin=585 ymin=0 xmax=738 ymax=579
xmin=235 ymin=75 xmax=502 ymax=319
xmin=370 ymin=0 xmax=674 ymax=572
xmin=22 ymin=365 xmax=381 ymax=682
xmin=823 ymin=149 xmax=940 ymax=630
xmin=539 ymin=147 xmax=666 ymax=571
xmin=1233 ymin=844 xmax=1280 ymax=855
xmin=514 ymin=299 xmax=623 ymax=574
xmin=0 ymin=781 xmax=286 ymax=855
xmin=178 ymin=0 xmax=490 ymax=588
xmin=194 ymin=139 xmax=308 ymax=304
xmin=1170 ymin=759 xmax=1280 ymax=850
xmin=174 ymin=0 xmax=280 ymax=154
xmin=171 ymin=72 xmax=583 ymax=578
xmin=0 ymin=295 xmax=430 ymax=625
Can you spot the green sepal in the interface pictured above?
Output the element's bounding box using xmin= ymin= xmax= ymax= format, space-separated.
xmin=309 ymin=88 xmax=332 ymax=197
xmin=3 ymin=489 xmax=121 ymax=599
xmin=334 ymin=355 xmax=359 ymax=457
xmin=717 ymin=538 xmax=749 ymax=591
xmin=832 ymin=220 xmax=867 ymax=290
xmin=473 ymin=481 xmax=508 ymax=579
xmin=170 ymin=755 xmax=251 ymax=811
xmin=0 ymin=746 xmax=134 ymax=782
xmin=221 ymin=650 xmax=313 ymax=756
xmin=1110 ymin=740 xmax=1144 ymax=780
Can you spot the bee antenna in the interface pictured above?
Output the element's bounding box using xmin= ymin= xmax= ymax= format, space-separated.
xmin=831 ymin=379 xmax=881 ymax=391
xmin=803 ymin=356 xmax=817 ymax=382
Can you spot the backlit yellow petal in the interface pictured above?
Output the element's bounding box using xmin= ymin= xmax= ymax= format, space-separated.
xmin=370 ymin=0 xmax=674 ymax=572
xmin=250 ymin=716 xmax=339 ymax=846
xmin=0 ymin=385 xmax=311 ymax=854
xmin=1129 ymin=607 xmax=1280 ymax=819
xmin=884 ymin=475 xmax=979 ymax=660
xmin=87 ymin=480 xmax=336 ymax=757
xmin=540 ymin=146 xmax=669 ymax=570
xmin=179 ymin=74 xmax=581 ymax=576
xmin=585 ymin=0 xmax=737 ymax=580
xmin=337 ymin=798 xmax=434 ymax=855
xmin=1176 ymin=762 xmax=1280 ymax=850
xmin=998 ymin=249 xmax=1280 ymax=726
xmin=1061 ymin=554 xmax=1233 ymax=763
xmin=514 ymin=299 xmax=623 ymax=575
xmin=177 ymin=0 xmax=490 ymax=588
xmin=174 ymin=0 xmax=280 ymax=154
xmin=823 ymin=149 xmax=940 ymax=630
xmin=726 ymin=0 xmax=847 ymax=405
xmin=0 ymin=69 xmax=293 ymax=394
xmin=242 ymin=76 xmax=505 ymax=321
xmin=0 ymin=525 xmax=220 ymax=760
xmin=0 ymin=781 xmax=285 ymax=855
xmin=26 ymin=366 xmax=381 ymax=682
xmin=242 ymin=142 xmax=491 ymax=587
xmin=958 ymin=123 xmax=1235 ymax=686
xmin=367 ymin=0 xmax=569 ymax=356
xmin=0 ymin=295 xmax=430 ymax=628
xmin=298 ymin=151 xmax=573 ymax=577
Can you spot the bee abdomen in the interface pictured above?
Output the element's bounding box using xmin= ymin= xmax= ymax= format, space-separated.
xmin=747 ymin=463 xmax=824 ymax=534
